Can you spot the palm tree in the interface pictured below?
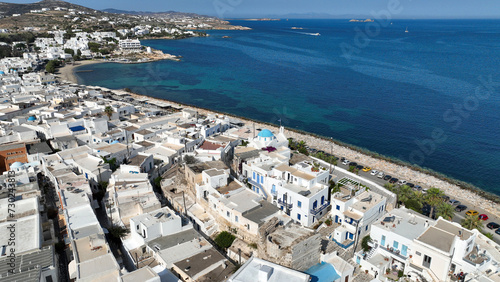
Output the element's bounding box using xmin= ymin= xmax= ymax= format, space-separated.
xmin=425 ymin=187 xmax=444 ymax=219
xmin=104 ymin=106 xmax=114 ymax=119
xmin=107 ymin=224 xmax=130 ymax=243
xmin=384 ymin=183 xmax=396 ymax=192
xmin=461 ymin=215 xmax=483 ymax=232
xmin=397 ymin=185 xmax=413 ymax=207
xmin=436 ymin=202 xmax=455 ymax=220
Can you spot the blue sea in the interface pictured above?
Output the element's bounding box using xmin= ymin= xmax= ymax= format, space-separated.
xmin=75 ymin=19 xmax=500 ymax=196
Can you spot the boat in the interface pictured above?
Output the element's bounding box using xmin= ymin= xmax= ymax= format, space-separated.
xmin=291 ymin=27 xmax=304 ymax=30
xmin=311 ymin=33 xmax=320 ymax=36
xmin=405 ymin=27 xmax=409 ymax=33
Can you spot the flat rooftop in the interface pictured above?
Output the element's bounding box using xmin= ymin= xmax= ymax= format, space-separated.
xmin=229 ymin=257 xmax=309 ymax=282
xmin=416 ymin=226 xmax=456 ymax=253
xmin=188 ymin=160 xmax=228 ymax=174
xmin=243 ymin=200 xmax=280 ymax=225
xmin=373 ymin=208 xmax=434 ymax=241
xmin=173 ymin=248 xmax=225 ymax=279
xmin=147 ymin=229 xmax=200 ymax=251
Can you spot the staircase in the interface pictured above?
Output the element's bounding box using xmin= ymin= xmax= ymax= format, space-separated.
xmin=365 ymin=243 xmax=378 ymax=260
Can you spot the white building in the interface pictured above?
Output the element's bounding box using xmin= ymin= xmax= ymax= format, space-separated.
xmin=330 ymin=189 xmax=387 ymax=248
xmin=228 ymin=256 xmax=310 ymax=282
xmin=119 ymin=39 xmax=141 ymax=50
xmin=356 ymin=207 xmax=500 ymax=282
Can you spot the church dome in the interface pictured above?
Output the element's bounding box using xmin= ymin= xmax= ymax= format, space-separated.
xmin=258 ymin=129 xmax=274 ymax=138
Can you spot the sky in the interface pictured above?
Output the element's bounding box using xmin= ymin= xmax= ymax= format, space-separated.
xmin=3 ymin=0 xmax=500 ymax=19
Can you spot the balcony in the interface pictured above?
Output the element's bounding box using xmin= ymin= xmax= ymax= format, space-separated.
xmin=277 ymin=199 xmax=293 ymax=209
xmin=248 ymin=178 xmax=262 ymax=190
xmin=380 ymin=245 xmax=408 ymax=261
xmin=310 ymin=201 xmax=330 ymax=216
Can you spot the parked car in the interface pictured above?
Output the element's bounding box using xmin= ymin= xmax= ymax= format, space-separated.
xmin=342 ymin=160 xmax=349 ymax=166
xmin=487 ymin=222 xmax=500 ymax=229
xmin=356 ymin=165 xmax=364 ymax=170
xmin=383 ymin=175 xmax=392 ymax=181
xmin=496 ymin=228 xmax=500 ymax=235
xmin=370 ymin=170 xmax=379 ymax=176
xmin=362 ymin=167 xmax=371 ymax=172
xmin=465 ymin=210 xmax=479 ymax=216
xmin=442 ymin=195 xmax=450 ymax=202
xmin=415 ymin=185 xmax=422 ymax=191
xmin=455 ymin=205 xmax=467 ymax=212
xmin=349 ymin=162 xmax=358 ymax=167
xmin=377 ymin=172 xmax=385 ymax=178
xmin=479 ymin=214 xmax=489 ymax=221
xmin=341 ymin=157 xmax=345 ymax=162
xmin=398 ymin=180 xmax=407 ymax=185
xmin=389 ymin=178 xmax=399 ymax=184
xmin=448 ymin=199 xmax=460 ymax=206
xmin=406 ymin=183 xmax=415 ymax=188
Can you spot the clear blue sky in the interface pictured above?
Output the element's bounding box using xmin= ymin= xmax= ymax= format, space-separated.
xmin=3 ymin=0 xmax=500 ymax=19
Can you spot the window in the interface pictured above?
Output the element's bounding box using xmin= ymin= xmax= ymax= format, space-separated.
xmin=235 ymin=216 xmax=239 ymax=222
xmin=423 ymin=255 xmax=432 ymax=268
xmin=271 ymin=185 xmax=276 ymax=195
xmin=226 ymin=211 xmax=230 ymax=217
xmin=336 ymin=205 xmax=340 ymax=210
xmin=297 ymin=201 xmax=302 ymax=208
xmin=313 ymin=200 xmax=317 ymax=209
xmin=321 ymin=196 xmax=324 ymax=205
xmin=297 ymin=213 xmax=301 ymax=220
xmin=381 ymin=235 xmax=386 ymax=246
xmin=260 ymin=175 xmax=264 ymax=184
xmin=257 ymin=174 xmax=260 ymax=183
xmin=253 ymin=172 xmax=256 ymax=180
xmin=256 ymin=187 xmax=260 ymax=194
xmin=401 ymin=245 xmax=408 ymax=256
xmin=365 ymin=226 xmax=368 ymax=231
xmin=393 ymin=241 xmax=399 ymax=250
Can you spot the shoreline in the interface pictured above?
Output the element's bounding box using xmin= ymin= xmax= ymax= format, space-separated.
xmin=56 ymin=60 xmax=105 ymax=84
xmin=59 ymin=67 xmax=500 ymax=218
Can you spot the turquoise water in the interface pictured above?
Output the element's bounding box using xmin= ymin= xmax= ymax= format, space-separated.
xmin=75 ymin=19 xmax=500 ymax=196
xmin=305 ymin=262 xmax=341 ymax=282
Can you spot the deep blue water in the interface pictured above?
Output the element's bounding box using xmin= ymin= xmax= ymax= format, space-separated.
xmin=75 ymin=19 xmax=500 ymax=196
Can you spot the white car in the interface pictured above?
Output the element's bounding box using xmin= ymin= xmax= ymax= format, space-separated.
xmin=370 ymin=170 xmax=379 ymax=176
xmin=342 ymin=160 xmax=349 ymax=166
xmin=398 ymin=180 xmax=407 ymax=185
xmin=377 ymin=172 xmax=385 ymax=178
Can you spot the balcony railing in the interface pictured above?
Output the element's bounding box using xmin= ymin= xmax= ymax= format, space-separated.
xmin=380 ymin=245 xmax=408 ymax=261
xmin=311 ymin=201 xmax=330 ymax=216
xmin=277 ymin=199 xmax=293 ymax=209
xmin=248 ymin=178 xmax=262 ymax=189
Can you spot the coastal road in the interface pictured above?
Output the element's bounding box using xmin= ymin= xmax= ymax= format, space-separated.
xmin=334 ymin=162 xmax=500 ymax=245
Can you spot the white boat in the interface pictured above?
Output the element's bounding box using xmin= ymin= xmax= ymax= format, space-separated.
xmin=405 ymin=27 xmax=409 ymax=33
xmin=310 ymin=33 xmax=320 ymax=36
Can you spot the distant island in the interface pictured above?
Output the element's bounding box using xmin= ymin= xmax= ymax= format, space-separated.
xmin=349 ymin=19 xmax=374 ymax=22
xmin=237 ymin=18 xmax=281 ymax=21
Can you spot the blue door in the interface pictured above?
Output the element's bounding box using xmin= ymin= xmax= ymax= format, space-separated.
xmin=335 ymin=215 xmax=339 ymax=223
xmin=321 ymin=196 xmax=325 ymax=205
xmin=313 ymin=200 xmax=318 ymax=209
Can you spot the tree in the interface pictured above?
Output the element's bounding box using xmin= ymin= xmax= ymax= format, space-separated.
xmin=64 ymin=48 xmax=74 ymax=56
xmin=107 ymin=224 xmax=130 ymax=243
xmin=45 ymin=60 xmax=58 ymax=73
xmin=361 ymin=235 xmax=372 ymax=253
xmin=88 ymin=42 xmax=100 ymax=53
xmin=461 ymin=215 xmax=483 ymax=232
xmin=425 ymin=188 xmax=444 ymax=219
xmin=214 ymin=231 xmax=236 ymax=249
xmin=396 ymin=185 xmax=413 ymax=207
xmin=104 ymin=106 xmax=114 ymax=119
xmin=436 ymin=202 xmax=455 ymax=220
xmin=184 ymin=155 xmax=197 ymax=164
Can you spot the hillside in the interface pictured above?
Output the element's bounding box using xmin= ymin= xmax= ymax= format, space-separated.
xmin=0 ymin=0 xmax=97 ymax=16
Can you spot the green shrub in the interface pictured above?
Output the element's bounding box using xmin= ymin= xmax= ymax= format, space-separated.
xmin=214 ymin=231 xmax=236 ymax=249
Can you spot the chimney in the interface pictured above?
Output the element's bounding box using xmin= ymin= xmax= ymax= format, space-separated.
xmin=258 ymin=265 xmax=273 ymax=282
xmin=424 ymin=220 xmax=429 ymax=228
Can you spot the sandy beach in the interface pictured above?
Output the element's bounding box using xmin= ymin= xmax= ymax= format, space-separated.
xmin=56 ymin=60 xmax=105 ymax=84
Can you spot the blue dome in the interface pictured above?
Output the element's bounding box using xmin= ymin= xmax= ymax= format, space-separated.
xmin=10 ymin=162 xmax=24 ymax=169
xmin=258 ymin=129 xmax=274 ymax=138
xmin=27 ymin=116 xmax=36 ymax=121
xmin=0 ymin=71 xmax=4 ymax=75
